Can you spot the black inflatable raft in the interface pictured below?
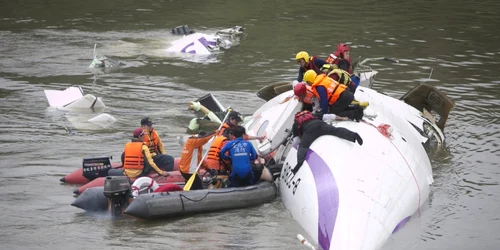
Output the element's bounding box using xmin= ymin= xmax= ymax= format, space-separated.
xmin=124 ymin=181 xmax=276 ymax=219
xmin=71 ymin=176 xmax=277 ymax=219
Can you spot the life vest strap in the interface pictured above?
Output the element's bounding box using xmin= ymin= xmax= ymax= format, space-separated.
xmin=327 ymin=84 xmax=340 ymax=104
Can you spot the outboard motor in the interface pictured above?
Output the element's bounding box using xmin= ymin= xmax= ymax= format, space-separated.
xmin=172 ymin=25 xmax=195 ymax=35
xmin=103 ymin=176 xmax=131 ymax=216
xmin=82 ymin=156 xmax=112 ymax=181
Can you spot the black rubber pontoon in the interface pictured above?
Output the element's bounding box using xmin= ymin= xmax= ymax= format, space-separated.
xmin=124 ymin=181 xmax=276 ymax=219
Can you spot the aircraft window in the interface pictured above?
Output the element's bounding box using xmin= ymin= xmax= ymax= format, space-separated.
xmin=247 ymin=116 xmax=261 ymax=132
xmin=257 ymin=120 xmax=269 ymax=136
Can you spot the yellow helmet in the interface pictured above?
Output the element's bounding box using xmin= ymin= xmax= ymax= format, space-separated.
xmin=295 ymin=51 xmax=310 ymax=63
xmin=303 ymin=70 xmax=317 ymax=83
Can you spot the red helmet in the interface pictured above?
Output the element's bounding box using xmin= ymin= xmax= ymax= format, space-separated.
xmin=132 ymin=128 xmax=143 ymax=138
xmin=294 ymin=83 xmax=307 ymax=96
xmin=336 ymin=43 xmax=350 ymax=58
xmin=337 ymin=43 xmax=350 ymax=52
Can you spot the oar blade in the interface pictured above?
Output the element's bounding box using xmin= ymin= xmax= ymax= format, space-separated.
xmin=183 ymin=173 xmax=196 ymax=191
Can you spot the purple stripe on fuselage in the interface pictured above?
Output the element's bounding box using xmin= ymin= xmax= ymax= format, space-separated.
xmin=392 ymin=216 xmax=411 ymax=234
xmin=306 ymin=149 xmax=339 ymax=250
xmin=198 ymin=36 xmax=217 ymax=49
xmin=180 ymin=42 xmax=195 ymax=53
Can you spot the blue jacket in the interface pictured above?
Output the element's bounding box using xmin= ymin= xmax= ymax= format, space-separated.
xmin=315 ymin=85 xmax=329 ymax=114
xmin=297 ymin=57 xmax=327 ymax=82
xmin=219 ymin=138 xmax=257 ymax=177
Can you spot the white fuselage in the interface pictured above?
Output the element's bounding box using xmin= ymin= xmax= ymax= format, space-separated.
xmin=44 ymin=86 xmax=116 ymax=129
xmin=166 ymin=26 xmax=244 ymax=55
xmin=166 ymin=33 xmax=218 ymax=55
xmin=244 ymin=87 xmax=438 ymax=250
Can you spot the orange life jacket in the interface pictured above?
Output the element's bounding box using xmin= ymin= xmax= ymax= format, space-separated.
xmin=217 ymin=123 xmax=231 ymax=136
xmin=311 ymin=74 xmax=347 ymax=105
xmin=301 ymin=85 xmax=318 ymax=105
xmin=123 ymin=142 xmax=144 ymax=170
xmin=207 ymin=136 xmax=227 ymax=161
xmin=143 ymin=129 xmax=160 ymax=154
xmin=294 ymin=111 xmax=318 ymax=136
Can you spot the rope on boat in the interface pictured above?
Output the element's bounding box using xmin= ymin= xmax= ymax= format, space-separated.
xmin=376 ymin=123 xmax=393 ymax=139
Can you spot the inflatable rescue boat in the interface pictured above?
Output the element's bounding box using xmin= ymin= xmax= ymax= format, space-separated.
xmin=61 ymin=156 xmax=187 ymax=195
xmin=72 ymin=174 xmax=277 ymax=219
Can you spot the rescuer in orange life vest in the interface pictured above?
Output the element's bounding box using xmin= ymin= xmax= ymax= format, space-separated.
xmin=203 ymin=128 xmax=233 ymax=174
xmin=293 ymin=82 xmax=351 ymax=122
xmin=139 ymin=117 xmax=175 ymax=171
xmin=302 ymin=70 xmax=364 ymax=122
xmin=290 ymin=110 xmax=363 ymax=175
xmin=179 ymin=130 xmax=218 ymax=190
xmin=110 ymin=127 xmax=173 ymax=178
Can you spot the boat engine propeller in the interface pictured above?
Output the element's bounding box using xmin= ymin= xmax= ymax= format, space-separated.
xmin=103 ymin=176 xmax=131 ymax=216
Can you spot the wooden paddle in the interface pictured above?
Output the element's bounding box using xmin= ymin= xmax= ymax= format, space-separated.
xmin=183 ymin=108 xmax=232 ymax=191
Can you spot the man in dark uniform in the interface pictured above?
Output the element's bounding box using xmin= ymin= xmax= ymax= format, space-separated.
xmin=291 ymin=110 xmax=363 ymax=174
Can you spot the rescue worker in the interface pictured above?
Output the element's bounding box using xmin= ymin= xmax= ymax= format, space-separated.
xmin=295 ymin=51 xmax=327 ymax=82
xmin=293 ymin=82 xmax=321 ymax=114
xmin=320 ymin=64 xmax=357 ymax=93
xmin=325 ymin=43 xmax=352 ymax=73
xmin=217 ymin=111 xmax=266 ymax=142
xmin=118 ymin=128 xmax=171 ymax=178
xmin=140 ymin=117 xmax=175 ymax=171
xmin=179 ymin=130 xmax=217 ymax=190
xmin=219 ymin=126 xmax=258 ymax=187
xmin=216 ymin=111 xmax=240 ymax=136
xmin=303 ymin=70 xmax=363 ymax=122
xmin=291 ymin=110 xmax=363 ymax=174
xmin=203 ymin=129 xmax=233 ymax=174
xmin=293 ymin=82 xmax=349 ymax=122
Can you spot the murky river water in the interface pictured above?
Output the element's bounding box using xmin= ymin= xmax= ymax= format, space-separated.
xmin=1 ymin=0 xmax=499 ymax=249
